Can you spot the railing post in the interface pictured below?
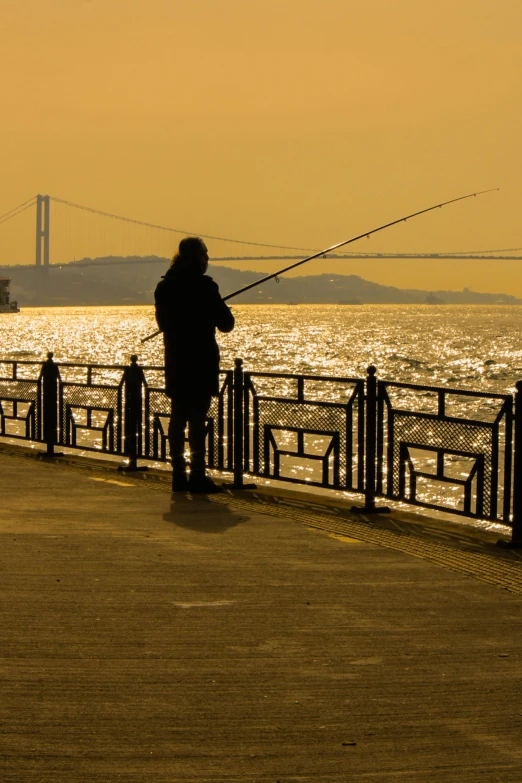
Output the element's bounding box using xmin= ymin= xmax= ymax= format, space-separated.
xmin=233 ymin=358 xmax=244 ymax=487
xmin=41 ymin=351 xmax=60 ymax=457
xmin=120 ymin=354 xmax=147 ymax=472
xmin=352 ymin=365 xmax=389 ymax=514
xmin=365 ymin=365 xmax=378 ymax=510
xmin=500 ymin=380 xmax=522 ymax=547
xmin=227 ymin=358 xmax=255 ymax=490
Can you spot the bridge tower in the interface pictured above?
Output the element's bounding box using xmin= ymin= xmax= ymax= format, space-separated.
xmin=35 ymin=194 xmax=50 ymax=269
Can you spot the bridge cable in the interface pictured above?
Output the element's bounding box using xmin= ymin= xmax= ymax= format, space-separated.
xmin=48 ymin=195 xmax=316 ymax=253
xmin=0 ymin=197 xmax=37 ymax=226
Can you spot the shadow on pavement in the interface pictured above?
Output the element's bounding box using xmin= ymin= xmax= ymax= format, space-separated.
xmin=163 ymin=495 xmax=250 ymax=533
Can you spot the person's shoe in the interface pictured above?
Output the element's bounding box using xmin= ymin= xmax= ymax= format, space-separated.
xmin=188 ymin=474 xmax=223 ymax=494
xmin=172 ymin=472 xmax=189 ymax=492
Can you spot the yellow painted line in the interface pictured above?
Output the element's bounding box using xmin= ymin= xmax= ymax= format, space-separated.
xmin=307 ymin=527 xmax=362 ymax=544
xmin=171 ymin=600 xmax=235 ymax=608
xmin=324 ymin=531 xmax=363 ymax=545
xmin=89 ymin=477 xmax=134 ymax=487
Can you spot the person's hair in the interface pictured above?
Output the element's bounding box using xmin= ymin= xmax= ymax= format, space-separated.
xmin=170 ymin=236 xmax=206 ymax=271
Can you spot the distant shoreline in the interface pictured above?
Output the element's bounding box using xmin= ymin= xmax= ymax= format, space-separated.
xmin=7 ymin=302 xmax=522 ymax=310
xmin=3 ymin=259 xmax=521 ymax=307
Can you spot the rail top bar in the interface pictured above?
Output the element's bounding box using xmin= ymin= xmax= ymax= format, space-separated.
xmin=380 ymin=378 xmax=511 ymax=400
xmin=246 ymin=370 xmax=363 ymax=383
xmin=47 ymin=361 xmax=128 ymax=370
xmin=0 ymin=359 xmax=129 ymax=370
xmin=0 ymin=359 xmax=47 ymax=367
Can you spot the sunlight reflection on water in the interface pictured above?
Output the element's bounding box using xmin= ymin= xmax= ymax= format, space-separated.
xmin=2 ymin=304 xmax=522 ymax=394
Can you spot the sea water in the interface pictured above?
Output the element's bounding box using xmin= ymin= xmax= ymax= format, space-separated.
xmin=2 ymin=304 xmax=522 ymax=394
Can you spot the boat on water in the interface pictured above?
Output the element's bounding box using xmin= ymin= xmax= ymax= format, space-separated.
xmin=425 ymin=292 xmax=445 ymax=305
xmin=0 ymin=277 xmax=20 ymax=313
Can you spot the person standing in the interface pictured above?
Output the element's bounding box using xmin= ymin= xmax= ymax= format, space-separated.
xmin=154 ymin=237 xmax=234 ymax=492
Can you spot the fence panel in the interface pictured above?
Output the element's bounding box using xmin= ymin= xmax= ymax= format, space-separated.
xmin=58 ymin=363 xmax=126 ymax=455
xmin=0 ymin=360 xmax=41 ymax=442
xmin=244 ymin=371 xmax=364 ymax=491
xmin=376 ymin=380 xmax=513 ymax=523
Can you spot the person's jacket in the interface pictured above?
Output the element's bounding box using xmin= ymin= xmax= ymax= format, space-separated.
xmin=154 ymin=265 xmax=234 ymax=399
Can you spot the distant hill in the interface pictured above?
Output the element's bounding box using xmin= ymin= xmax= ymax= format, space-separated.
xmin=1 ymin=256 xmax=521 ymax=306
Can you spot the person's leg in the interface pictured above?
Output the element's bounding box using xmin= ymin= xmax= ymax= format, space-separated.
xmin=168 ymin=398 xmax=189 ymax=490
xmin=186 ymin=396 xmax=211 ymax=474
xmin=187 ymin=396 xmax=222 ymax=493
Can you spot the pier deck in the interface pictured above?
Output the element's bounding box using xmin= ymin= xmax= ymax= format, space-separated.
xmin=1 ymin=446 xmax=522 ymax=782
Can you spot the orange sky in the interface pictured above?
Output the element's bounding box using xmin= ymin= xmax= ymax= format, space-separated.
xmin=1 ymin=0 xmax=521 ymax=294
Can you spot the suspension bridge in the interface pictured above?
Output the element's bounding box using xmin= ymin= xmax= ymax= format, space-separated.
xmin=1 ymin=193 xmax=522 ymax=268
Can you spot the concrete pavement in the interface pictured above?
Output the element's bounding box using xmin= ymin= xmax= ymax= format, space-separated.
xmin=1 ymin=447 xmax=522 ymax=782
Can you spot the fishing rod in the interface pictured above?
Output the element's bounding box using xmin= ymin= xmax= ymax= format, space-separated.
xmin=141 ymin=188 xmax=498 ymax=344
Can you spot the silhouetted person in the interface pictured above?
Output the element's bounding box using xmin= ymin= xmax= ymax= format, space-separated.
xmin=154 ymin=237 xmax=234 ymax=492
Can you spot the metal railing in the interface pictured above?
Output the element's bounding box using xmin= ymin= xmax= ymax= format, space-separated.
xmin=0 ymin=353 xmax=520 ymax=544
